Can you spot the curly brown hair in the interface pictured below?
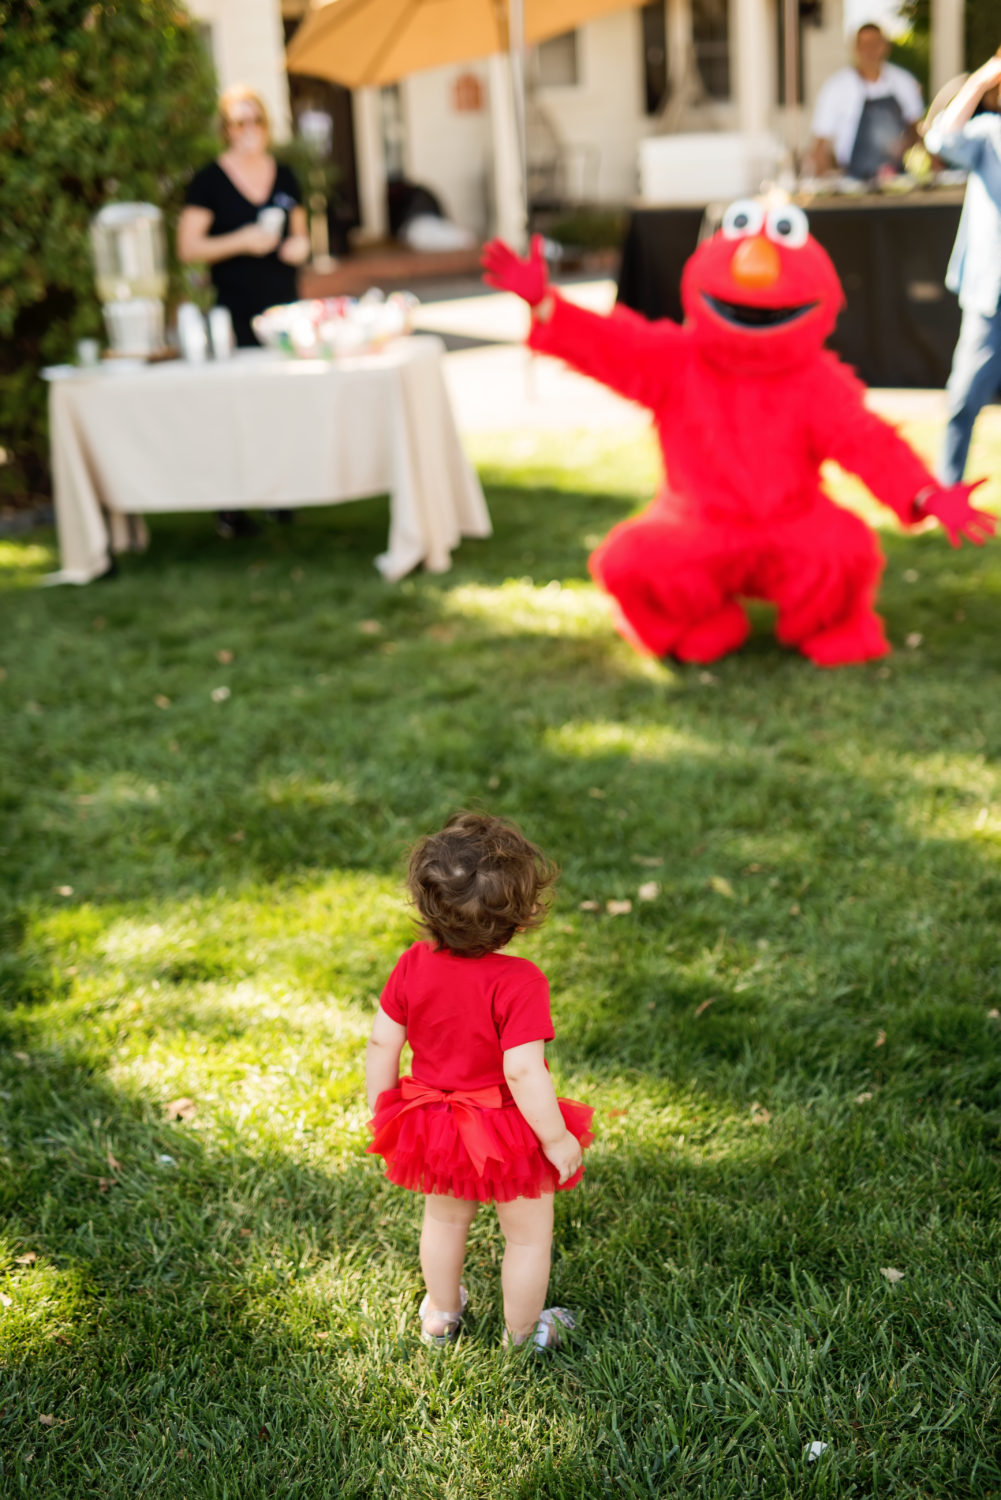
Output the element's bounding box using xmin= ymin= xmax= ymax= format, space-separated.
xmin=406 ymin=811 xmax=557 ymax=957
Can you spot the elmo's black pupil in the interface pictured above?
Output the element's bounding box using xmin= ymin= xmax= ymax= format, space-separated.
xmin=776 ymin=219 xmax=791 ymax=235
xmin=735 ymin=215 xmax=748 ymax=228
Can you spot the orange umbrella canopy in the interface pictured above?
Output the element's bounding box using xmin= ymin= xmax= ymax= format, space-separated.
xmin=286 ymin=0 xmax=644 ymax=86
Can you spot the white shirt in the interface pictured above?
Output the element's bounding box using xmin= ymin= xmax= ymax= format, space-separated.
xmin=811 ymin=63 xmax=924 ymax=168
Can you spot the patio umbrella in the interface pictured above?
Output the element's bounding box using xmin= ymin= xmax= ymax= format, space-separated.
xmin=285 ymin=0 xmax=643 ymax=89
xmin=285 ymin=0 xmax=645 ymax=245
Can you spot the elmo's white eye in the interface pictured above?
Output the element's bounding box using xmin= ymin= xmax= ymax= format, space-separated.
xmin=721 ymin=200 xmax=765 ymax=239
xmin=765 ymin=204 xmax=809 ymax=248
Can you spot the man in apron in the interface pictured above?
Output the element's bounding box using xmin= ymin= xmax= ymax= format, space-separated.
xmin=805 ymin=22 xmax=924 ymax=181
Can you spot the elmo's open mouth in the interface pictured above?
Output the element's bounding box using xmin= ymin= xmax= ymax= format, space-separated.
xmin=702 ymin=293 xmax=818 ymax=328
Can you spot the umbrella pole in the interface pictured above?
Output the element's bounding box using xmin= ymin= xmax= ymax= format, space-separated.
xmin=508 ymin=0 xmax=529 ymax=248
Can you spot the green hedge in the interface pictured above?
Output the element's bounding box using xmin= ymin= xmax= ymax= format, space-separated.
xmin=0 ymin=0 xmax=218 ymax=503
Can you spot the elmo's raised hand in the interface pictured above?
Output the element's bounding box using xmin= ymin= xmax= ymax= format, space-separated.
xmin=918 ymin=479 xmax=996 ymax=548
xmin=481 ymin=234 xmax=549 ymax=307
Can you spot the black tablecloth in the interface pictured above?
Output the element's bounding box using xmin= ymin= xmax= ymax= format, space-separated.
xmin=616 ymin=194 xmax=965 ymax=388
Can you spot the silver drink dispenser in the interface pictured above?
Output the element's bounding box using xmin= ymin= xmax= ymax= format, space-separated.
xmin=90 ymin=202 xmax=167 ymax=356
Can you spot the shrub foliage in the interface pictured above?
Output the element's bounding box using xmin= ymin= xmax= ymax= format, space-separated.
xmin=0 ymin=0 xmax=218 ymax=502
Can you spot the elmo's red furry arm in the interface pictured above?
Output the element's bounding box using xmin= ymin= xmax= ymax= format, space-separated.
xmin=527 ymin=296 xmax=683 ymax=412
xmin=810 ymin=354 xmax=935 ymax=525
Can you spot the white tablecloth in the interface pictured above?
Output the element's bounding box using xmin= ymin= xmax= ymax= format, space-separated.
xmin=45 ymin=335 xmax=491 ymax=584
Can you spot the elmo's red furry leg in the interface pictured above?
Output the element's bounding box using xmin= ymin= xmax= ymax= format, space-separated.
xmin=759 ymin=503 xmax=889 ymax=664
xmin=589 ymin=513 xmax=741 ymax=659
xmin=799 ymin=611 xmax=890 ymax=666
xmin=674 ymin=603 xmax=750 ymax=663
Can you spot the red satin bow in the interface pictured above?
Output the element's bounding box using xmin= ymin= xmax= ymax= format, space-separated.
xmin=377 ymin=1076 xmax=504 ymax=1176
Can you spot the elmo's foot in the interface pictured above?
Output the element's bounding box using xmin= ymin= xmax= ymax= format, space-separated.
xmin=674 ymin=603 xmax=749 ymax=663
xmin=799 ymin=612 xmax=890 ymax=667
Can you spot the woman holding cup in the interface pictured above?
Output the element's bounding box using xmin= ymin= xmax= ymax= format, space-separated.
xmin=178 ymin=85 xmax=309 ymax=348
xmin=177 ymin=85 xmax=310 ymax=533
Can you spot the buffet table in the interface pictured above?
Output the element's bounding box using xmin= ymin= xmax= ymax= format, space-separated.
xmin=45 ymin=335 xmax=491 ymax=585
xmin=616 ymin=189 xmax=966 ymax=388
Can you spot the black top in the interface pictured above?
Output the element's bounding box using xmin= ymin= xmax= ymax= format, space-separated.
xmin=184 ymin=159 xmax=301 ymax=345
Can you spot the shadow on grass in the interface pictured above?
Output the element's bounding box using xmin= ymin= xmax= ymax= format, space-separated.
xmin=2 ymin=1033 xmax=999 ymax=1498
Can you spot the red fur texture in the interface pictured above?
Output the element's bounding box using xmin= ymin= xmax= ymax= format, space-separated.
xmin=529 ymin=224 xmax=936 ymax=665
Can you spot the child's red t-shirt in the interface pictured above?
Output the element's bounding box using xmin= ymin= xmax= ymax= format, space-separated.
xmin=379 ymin=940 xmax=554 ymax=1092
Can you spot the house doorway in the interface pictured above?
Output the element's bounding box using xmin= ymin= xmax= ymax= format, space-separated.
xmin=283 ymin=20 xmax=361 ymax=254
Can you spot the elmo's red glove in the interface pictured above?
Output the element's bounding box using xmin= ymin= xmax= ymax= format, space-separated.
xmin=917 ymin=479 xmax=996 ymax=548
xmin=481 ymin=234 xmax=549 ymax=307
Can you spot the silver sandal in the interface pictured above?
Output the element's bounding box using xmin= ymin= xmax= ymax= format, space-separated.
xmin=505 ymin=1306 xmax=576 ymax=1351
xmin=418 ymin=1285 xmax=468 ymax=1346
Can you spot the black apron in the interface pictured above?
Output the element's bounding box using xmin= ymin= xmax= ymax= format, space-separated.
xmin=848 ymin=94 xmax=907 ymax=180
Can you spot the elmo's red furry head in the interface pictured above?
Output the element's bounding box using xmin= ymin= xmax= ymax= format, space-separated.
xmin=682 ymin=199 xmax=844 ymax=372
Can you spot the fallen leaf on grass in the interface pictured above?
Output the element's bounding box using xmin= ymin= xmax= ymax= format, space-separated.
xmin=13 ymin=1052 xmax=29 ymax=1064
xmin=228 ymin=830 xmax=246 ymax=843
xmin=694 ymin=997 xmax=716 ymax=1018
xmin=879 ymin=1267 xmax=905 ymax=1284
xmin=210 ymin=686 xmax=230 ymax=703
xmin=164 ymin=1097 xmax=197 ymax=1122
xmin=607 ymin=1108 xmax=630 ymax=1118
xmin=905 ymin=632 xmax=923 ymax=649
xmin=106 ymin=1150 xmax=122 ymax=1173
xmin=708 ymin=875 xmax=735 ymax=898
xmin=97 ymin=1177 xmax=116 ymax=1194
xmin=631 ymin=855 xmax=663 ymax=867
xmin=638 ymin=881 xmax=660 ymax=901
xmin=316 ymin=1330 xmax=330 ymax=1340
xmin=805 ymin=1441 xmax=829 ymax=1462
xmin=0 ymin=1293 xmax=12 ymax=1308
xmin=154 ymin=694 xmax=171 ymax=709
xmin=257 ymin=1425 xmax=270 ymax=1442
xmin=988 ymin=1009 xmax=1000 ymax=1021
xmin=39 ymin=1414 xmax=59 ymax=1427
xmin=15 ymin=1252 xmax=38 ymax=1266
xmin=874 ymin=1030 xmax=886 ymax=1048
xmin=358 ymin=619 xmax=382 ymax=635
xmin=606 ymin=899 xmax=632 ymax=916
xmin=55 ymin=886 xmax=73 ymax=897
xmin=215 ymin=649 xmax=234 ymax=664
xmin=854 ymin=1092 xmax=873 ymax=1105
xmin=578 ymin=900 xmax=600 ymax=912
xmin=749 ymin=1101 xmax=771 ymax=1125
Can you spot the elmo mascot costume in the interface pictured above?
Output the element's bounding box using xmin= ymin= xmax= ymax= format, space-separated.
xmin=482 ymin=201 xmax=994 ymax=665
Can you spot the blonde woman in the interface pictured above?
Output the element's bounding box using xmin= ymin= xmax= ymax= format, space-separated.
xmin=178 ymin=86 xmax=310 ymax=534
xmin=178 ymin=85 xmax=309 ymax=347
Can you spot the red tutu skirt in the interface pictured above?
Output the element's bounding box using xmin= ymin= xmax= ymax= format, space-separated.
xmin=367 ymin=1075 xmax=595 ymax=1203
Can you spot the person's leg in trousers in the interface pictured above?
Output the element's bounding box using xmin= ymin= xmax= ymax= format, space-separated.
xmin=939 ymin=305 xmax=1001 ymax=485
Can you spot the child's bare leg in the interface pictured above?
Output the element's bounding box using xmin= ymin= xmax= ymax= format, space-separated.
xmin=420 ymin=1194 xmax=478 ymax=1335
xmin=495 ymin=1193 xmax=555 ymax=1342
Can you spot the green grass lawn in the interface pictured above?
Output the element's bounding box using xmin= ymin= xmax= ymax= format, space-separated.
xmin=2 ymin=413 xmax=1000 ymax=1498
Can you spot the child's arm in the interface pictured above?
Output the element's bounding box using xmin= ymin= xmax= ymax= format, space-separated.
xmin=503 ymin=1040 xmax=582 ymax=1185
xmin=366 ymin=1007 xmax=407 ymax=1113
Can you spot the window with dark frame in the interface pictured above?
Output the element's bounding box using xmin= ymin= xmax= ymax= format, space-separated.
xmin=641 ymin=2 xmax=669 ymax=115
xmin=693 ymin=0 xmax=730 ymax=100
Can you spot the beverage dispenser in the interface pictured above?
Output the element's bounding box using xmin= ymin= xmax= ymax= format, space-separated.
xmin=90 ymin=202 xmax=167 ymax=356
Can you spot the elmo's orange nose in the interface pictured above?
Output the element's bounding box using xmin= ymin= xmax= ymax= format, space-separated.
xmin=730 ymin=235 xmax=781 ymax=290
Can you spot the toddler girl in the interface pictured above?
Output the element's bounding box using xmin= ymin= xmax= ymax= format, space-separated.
xmin=366 ymin=811 xmax=594 ymax=1349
